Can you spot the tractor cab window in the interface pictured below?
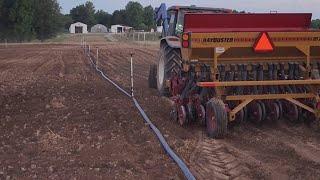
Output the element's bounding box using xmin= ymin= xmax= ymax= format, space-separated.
xmin=175 ymin=11 xmax=185 ymax=36
xmin=168 ymin=11 xmax=177 ymax=36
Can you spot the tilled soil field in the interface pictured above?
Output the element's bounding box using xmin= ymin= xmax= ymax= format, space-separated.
xmin=1 ymin=35 xmax=320 ymax=180
xmin=0 ymin=44 xmax=181 ymax=179
xmin=88 ymin=39 xmax=320 ymax=180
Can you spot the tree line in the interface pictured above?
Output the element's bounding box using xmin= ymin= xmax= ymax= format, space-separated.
xmin=66 ymin=1 xmax=155 ymax=31
xmin=0 ymin=0 xmax=319 ymax=42
xmin=312 ymin=19 xmax=320 ymax=29
xmin=0 ymin=0 xmax=63 ymax=42
xmin=0 ymin=1 xmax=155 ymax=42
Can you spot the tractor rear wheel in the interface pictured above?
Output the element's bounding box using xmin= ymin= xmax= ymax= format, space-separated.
xmin=206 ymin=98 xmax=228 ymax=138
xmin=148 ymin=64 xmax=157 ymax=89
xmin=157 ymin=44 xmax=182 ymax=96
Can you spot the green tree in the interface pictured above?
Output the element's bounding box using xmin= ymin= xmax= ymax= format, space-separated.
xmin=84 ymin=1 xmax=96 ymax=27
xmin=70 ymin=1 xmax=96 ymax=28
xmin=33 ymin=0 xmax=62 ymax=41
xmin=232 ymin=10 xmax=246 ymax=13
xmin=9 ymin=0 xmax=34 ymax=41
xmin=61 ymin=14 xmax=73 ymax=31
xmin=95 ymin=10 xmax=112 ymax=27
xmin=0 ymin=0 xmax=36 ymax=41
xmin=143 ymin=5 xmax=154 ymax=31
xmin=311 ymin=19 xmax=320 ymax=29
xmin=111 ymin=10 xmax=126 ymax=25
xmin=125 ymin=1 xmax=144 ymax=28
xmin=0 ymin=0 xmax=3 ymax=17
xmin=0 ymin=0 xmax=15 ymax=39
xmin=0 ymin=0 xmax=63 ymax=41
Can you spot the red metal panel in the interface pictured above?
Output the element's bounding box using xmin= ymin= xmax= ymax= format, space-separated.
xmin=184 ymin=13 xmax=312 ymax=32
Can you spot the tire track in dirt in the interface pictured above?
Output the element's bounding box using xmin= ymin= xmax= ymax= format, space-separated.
xmin=29 ymin=49 xmax=64 ymax=77
xmin=32 ymin=50 xmax=54 ymax=73
xmin=0 ymin=50 xmax=37 ymax=61
xmin=190 ymin=133 xmax=249 ymax=180
xmin=133 ymin=48 xmax=158 ymax=57
xmin=249 ymin=125 xmax=320 ymax=164
xmin=98 ymin=50 xmax=149 ymax=85
xmin=60 ymin=51 xmax=67 ymax=76
xmin=100 ymin=46 xmax=155 ymax=75
xmin=225 ymin=122 xmax=320 ymax=179
xmin=0 ymin=51 xmax=41 ymax=71
xmin=77 ymin=50 xmax=92 ymax=82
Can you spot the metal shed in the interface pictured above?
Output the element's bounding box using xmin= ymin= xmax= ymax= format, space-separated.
xmin=110 ymin=25 xmax=132 ymax=33
xmin=91 ymin=24 xmax=108 ymax=33
xmin=69 ymin=22 xmax=88 ymax=34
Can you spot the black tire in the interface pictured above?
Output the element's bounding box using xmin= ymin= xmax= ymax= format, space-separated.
xmin=157 ymin=43 xmax=182 ymax=96
xmin=248 ymin=101 xmax=263 ymax=125
xmin=283 ymin=102 xmax=300 ymax=123
xmin=257 ymin=101 xmax=266 ymax=124
xmin=243 ymin=106 xmax=248 ymax=122
xmin=275 ymin=100 xmax=283 ymax=120
xmin=187 ymin=103 xmax=195 ymax=123
xmin=148 ymin=64 xmax=157 ymax=89
xmin=206 ymin=98 xmax=228 ymax=138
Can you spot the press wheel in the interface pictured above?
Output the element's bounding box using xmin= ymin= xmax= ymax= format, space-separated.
xmin=283 ymin=102 xmax=300 ymax=123
xmin=266 ymin=101 xmax=280 ymax=122
xmin=178 ymin=105 xmax=187 ymax=126
xmin=170 ymin=105 xmax=178 ymax=122
xmin=206 ymin=98 xmax=228 ymax=138
xmin=248 ymin=101 xmax=263 ymax=125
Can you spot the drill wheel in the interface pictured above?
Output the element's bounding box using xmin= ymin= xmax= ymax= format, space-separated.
xmin=170 ymin=105 xmax=178 ymax=122
xmin=243 ymin=106 xmax=248 ymax=122
xmin=266 ymin=101 xmax=280 ymax=122
xmin=198 ymin=104 xmax=206 ymax=126
xmin=257 ymin=101 xmax=267 ymax=123
xmin=275 ymin=100 xmax=283 ymax=120
xmin=236 ymin=109 xmax=245 ymax=124
xmin=186 ymin=103 xmax=195 ymax=123
xmin=283 ymin=102 xmax=300 ymax=123
xmin=178 ymin=105 xmax=187 ymax=126
xmin=248 ymin=101 xmax=264 ymax=125
xmin=206 ymin=98 xmax=228 ymax=138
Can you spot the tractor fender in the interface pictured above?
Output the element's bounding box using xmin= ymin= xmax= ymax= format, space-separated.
xmin=160 ymin=36 xmax=181 ymax=49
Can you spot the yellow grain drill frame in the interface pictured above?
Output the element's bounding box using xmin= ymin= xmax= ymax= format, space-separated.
xmin=181 ymin=31 xmax=320 ymax=121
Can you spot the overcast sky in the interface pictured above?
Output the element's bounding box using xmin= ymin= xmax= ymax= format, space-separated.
xmin=58 ymin=0 xmax=320 ymax=19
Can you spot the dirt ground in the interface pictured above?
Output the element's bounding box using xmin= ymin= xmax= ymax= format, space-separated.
xmin=0 ymin=43 xmax=181 ymax=179
xmin=1 ymin=34 xmax=320 ymax=180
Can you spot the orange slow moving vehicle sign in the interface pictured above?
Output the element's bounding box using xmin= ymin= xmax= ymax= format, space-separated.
xmin=253 ymin=32 xmax=275 ymax=53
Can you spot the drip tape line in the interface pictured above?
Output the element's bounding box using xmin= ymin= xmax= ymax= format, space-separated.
xmin=85 ymin=49 xmax=196 ymax=180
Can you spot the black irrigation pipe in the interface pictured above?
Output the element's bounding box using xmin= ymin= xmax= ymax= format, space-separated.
xmin=84 ymin=47 xmax=196 ymax=180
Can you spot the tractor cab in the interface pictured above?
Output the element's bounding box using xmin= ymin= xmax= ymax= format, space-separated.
xmin=165 ymin=6 xmax=232 ymax=37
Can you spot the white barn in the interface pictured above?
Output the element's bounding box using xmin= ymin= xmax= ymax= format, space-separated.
xmin=91 ymin=24 xmax=108 ymax=33
xmin=69 ymin=22 xmax=88 ymax=34
xmin=110 ymin=25 xmax=132 ymax=33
